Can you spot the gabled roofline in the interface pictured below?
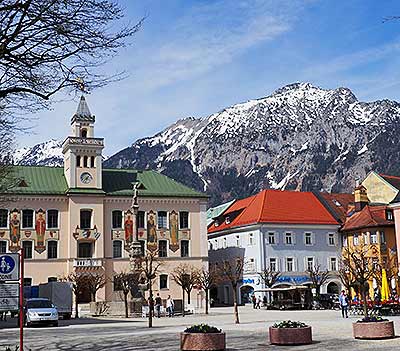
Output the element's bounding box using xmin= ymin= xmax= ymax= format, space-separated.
xmin=367 ymin=171 xmax=399 ymax=193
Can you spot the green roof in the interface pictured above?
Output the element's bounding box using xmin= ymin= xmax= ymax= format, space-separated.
xmin=207 ymin=200 xmax=235 ymax=226
xmin=5 ymin=166 xmax=207 ymax=198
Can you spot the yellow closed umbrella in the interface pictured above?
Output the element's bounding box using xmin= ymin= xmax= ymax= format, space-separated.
xmin=381 ymin=269 xmax=390 ymax=301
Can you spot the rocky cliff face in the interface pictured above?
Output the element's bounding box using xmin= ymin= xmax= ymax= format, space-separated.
xmin=104 ymin=83 xmax=400 ymax=205
xmin=16 ymin=83 xmax=400 ymax=206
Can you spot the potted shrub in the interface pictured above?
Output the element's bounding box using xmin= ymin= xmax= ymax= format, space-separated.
xmin=353 ymin=316 xmax=394 ymax=339
xmin=181 ymin=324 xmax=225 ymax=351
xmin=269 ymin=320 xmax=312 ymax=345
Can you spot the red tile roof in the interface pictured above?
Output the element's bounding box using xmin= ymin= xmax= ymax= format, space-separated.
xmin=380 ymin=174 xmax=400 ymax=191
xmin=341 ymin=205 xmax=394 ymax=232
xmin=208 ymin=189 xmax=339 ymax=233
xmin=317 ymin=192 xmax=354 ymax=223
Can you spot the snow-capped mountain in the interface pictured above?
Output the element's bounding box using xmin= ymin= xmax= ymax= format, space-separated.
xmin=104 ymin=82 xmax=400 ymax=205
xmin=15 ymin=83 xmax=400 ymax=206
xmin=14 ymin=139 xmax=64 ymax=166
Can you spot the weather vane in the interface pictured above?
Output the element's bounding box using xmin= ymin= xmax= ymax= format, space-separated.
xmin=73 ymin=77 xmax=87 ymax=94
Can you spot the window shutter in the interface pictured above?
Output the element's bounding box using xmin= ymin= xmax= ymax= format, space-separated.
xmin=292 ymin=233 xmax=296 ymax=245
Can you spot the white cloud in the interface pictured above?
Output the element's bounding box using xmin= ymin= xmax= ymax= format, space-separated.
xmin=136 ymin=0 xmax=311 ymax=90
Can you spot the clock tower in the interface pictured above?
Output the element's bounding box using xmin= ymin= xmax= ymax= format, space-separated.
xmin=62 ymin=96 xmax=104 ymax=189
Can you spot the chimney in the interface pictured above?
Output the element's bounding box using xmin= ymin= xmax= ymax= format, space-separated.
xmin=354 ymin=185 xmax=369 ymax=212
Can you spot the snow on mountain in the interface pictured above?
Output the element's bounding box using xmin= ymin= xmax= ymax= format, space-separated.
xmin=104 ymin=82 xmax=400 ymax=205
xmin=14 ymin=139 xmax=64 ymax=166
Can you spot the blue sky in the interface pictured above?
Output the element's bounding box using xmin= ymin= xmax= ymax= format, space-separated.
xmin=18 ymin=0 xmax=400 ymax=155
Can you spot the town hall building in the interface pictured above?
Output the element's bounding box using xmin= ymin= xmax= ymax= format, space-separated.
xmin=0 ymin=96 xmax=209 ymax=310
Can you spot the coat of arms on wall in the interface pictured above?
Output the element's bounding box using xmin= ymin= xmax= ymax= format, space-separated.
xmin=73 ymin=225 xmax=100 ymax=241
xmin=9 ymin=209 xmax=20 ymax=252
xmin=169 ymin=210 xmax=179 ymax=252
xmin=35 ymin=209 xmax=46 ymax=253
xmin=147 ymin=211 xmax=157 ymax=251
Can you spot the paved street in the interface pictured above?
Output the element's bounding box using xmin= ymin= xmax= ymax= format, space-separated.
xmin=1 ymin=306 xmax=400 ymax=350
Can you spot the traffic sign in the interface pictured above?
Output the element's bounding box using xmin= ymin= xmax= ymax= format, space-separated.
xmin=0 ymin=283 xmax=19 ymax=311
xmin=0 ymin=253 xmax=20 ymax=281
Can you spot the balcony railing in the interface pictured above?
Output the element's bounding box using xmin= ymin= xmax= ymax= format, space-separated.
xmin=73 ymin=258 xmax=103 ymax=267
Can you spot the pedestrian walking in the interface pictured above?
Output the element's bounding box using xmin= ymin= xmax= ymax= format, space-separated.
xmin=155 ymin=293 xmax=162 ymax=318
xmin=252 ymin=294 xmax=257 ymax=309
xmin=166 ymin=295 xmax=174 ymax=317
xmin=256 ymin=297 xmax=261 ymax=309
xmin=339 ymin=290 xmax=349 ymax=318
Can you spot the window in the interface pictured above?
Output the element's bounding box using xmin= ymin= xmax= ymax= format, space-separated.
xmin=83 ymin=156 xmax=88 ymax=167
xmin=286 ymin=257 xmax=294 ymax=272
xmin=76 ymin=155 xmax=81 ymax=167
xmin=158 ymin=240 xmax=168 ymax=257
xmin=285 ymin=232 xmax=293 ymax=245
xmin=22 ymin=210 xmax=34 ymax=229
xmin=23 ymin=241 xmax=33 ymax=259
xmin=209 ymin=242 xmax=213 ymax=250
xmin=328 ymin=233 xmax=335 ymax=246
xmin=139 ymin=240 xmax=146 ymax=256
xmin=81 ymin=129 xmax=87 ymax=138
xmin=248 ymin=233 xmax=254 ymax=246
xmin=330 ymin=257 xmax=337 ymax=271
xmin=113 ymin=241 xmax=122 ymax=258
xmin=305 ymin=233 xmax=312 ymax=246
xmin=80 ymin=210 xmax=92 ymax=229
xmin=342 ymin=234 xmax=348 ymax=247
xmin=137 ymin=211 xmax=145 ymax=228
xmin=306 ymin=257 xmax=314 ymax=271
xmin=179 ymin=211 xmax=189 ymax=229
xmin=223 ymin=238 xmax=227 ymax=248
xmin=268 ymin=232 xmax=275 ymax=245
xmin=370 ymin=231 xmax=378 ymax=244
xmin=47 ymin=241 xmax=58 ymax=259
xmin=114 ymin=276 xmax=123 ymax=291
xmin=181 ymin=240 xmax=189 ymax=257
xmin=47 ymin=210 xmax=59 ymax=229
xmin=0 ymin=209 xmax=8 ymax=228
xmin=236 ymin=235 xmax=240 ymax=247
xmin=48 ymin=277 xmax=57 ymax=282
xmin=0 ymin=241 xmax=6 ymax=253
xmin=380 ymin=231 xmax=386 ymax=244
xmin=112 ymin=210 xmax=123 ymax=229
xmin=386 ymin=210 xmax=394 ymax=221
xmin=78 ymin=242 xmax=93 ymax=258
xmin=353 ymin=233 xmax=359 ymax=246
xmin=160 ymin=274 xmax=168 ymax=290
xmin=91 ymin=156 xmax=95 ymax=168
xmin=23 ymin=278 xmax=32 ymax=287
xmin=157 ymin=211 xmax=167 ymax=229
xmin=269 ymin=258 xmax=277 ymax=272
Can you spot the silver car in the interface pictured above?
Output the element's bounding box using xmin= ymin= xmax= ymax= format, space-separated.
xmin=25 ymin=298 xmax=58 ymax=327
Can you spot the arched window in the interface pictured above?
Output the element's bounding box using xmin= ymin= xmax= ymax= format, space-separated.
xmin=81 ymin=129 xmax=87 ymax=138
xmin=91 ymin=156 xmax=95 ymax=168
xmin=83 ymin=156 xmax=88 ymax=168
xmin=76 ymin=155 xmax=81 ymax=167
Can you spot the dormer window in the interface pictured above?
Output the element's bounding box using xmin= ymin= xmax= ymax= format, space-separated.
xmin=214 ymin=220 xmax=219 ymax=227
xmin=225 ymin=216 xmax=230 ymax=224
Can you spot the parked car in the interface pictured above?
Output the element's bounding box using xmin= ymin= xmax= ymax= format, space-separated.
xmin=25 ymin=298 xmax=58 ymax=327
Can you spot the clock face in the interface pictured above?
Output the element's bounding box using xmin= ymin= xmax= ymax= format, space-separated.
xmin=80 ymin=172 xmax=93 ymax=184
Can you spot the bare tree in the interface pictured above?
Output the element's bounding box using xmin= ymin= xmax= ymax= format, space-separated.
xmin=373 ymin=249 xmax=398 ymax=297
xmin=0 ymin=0 xmax=143 ymax=112
xmin=338 ymin=266 xmax=353 ymax=294
xmin=172 ymin=264 xmax=199 ymax=317
xmin=134 ymin=249 xmax=162 ymax=328
xmin=82 ymin=271 xmax=107 ymax=302
xmin=60 ymin=273 xmax=87 ymax=318
xmin=114 ymin=270 xmax=140 ymax=318
xmin=258 ymin=268 xmax=281 ymax=304
xmin=342 ymin=244 xmax=376 ymax=318
xmin=306 ymin=264 xmax=331 ymax=298
xmin=218 ymin=258 xmax=244 ymax=324
xmin=197 ymin=267 xmax=218 ymax=314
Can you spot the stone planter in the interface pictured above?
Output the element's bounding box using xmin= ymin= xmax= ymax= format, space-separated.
xmin=180 ymin=332 xmax=226 ymax=351
xmin=353 ymin=321 xmax=395 ymax=339
xmin=269 ymin=326 xmax=312 ymax=345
